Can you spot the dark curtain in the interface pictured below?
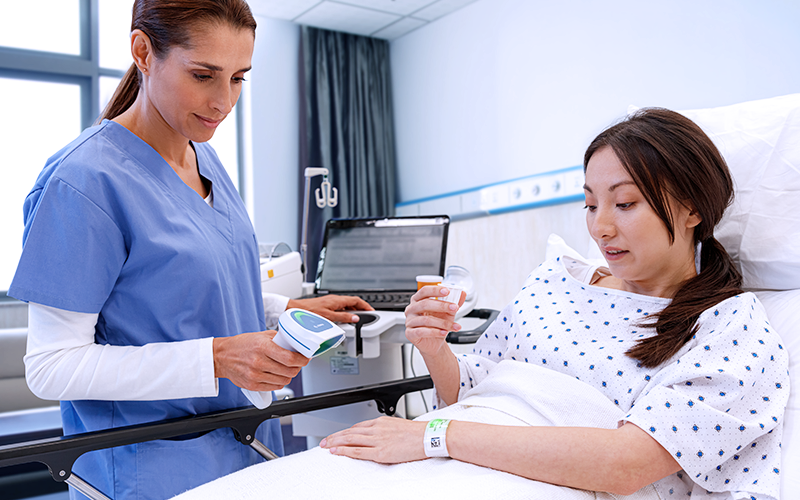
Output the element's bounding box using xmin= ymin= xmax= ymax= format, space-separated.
xmin=299 ymin=26 xmax=397 ymax=281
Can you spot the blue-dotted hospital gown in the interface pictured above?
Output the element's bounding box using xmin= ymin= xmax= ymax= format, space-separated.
xmin=444 ymin=257 xmax=789 ymax=500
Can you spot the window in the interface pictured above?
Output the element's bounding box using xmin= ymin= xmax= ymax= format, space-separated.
xmin=0 ymin=1 xmax=81 ymax=55
xmin=0 ymin=0 xmax=245 ymax=294
xmin=0 ymin=78 xmax=82 ymax=290
xmin=99 ymin=0 xmax=134 ymax=71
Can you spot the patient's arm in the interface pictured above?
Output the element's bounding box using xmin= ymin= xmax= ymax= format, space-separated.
xmin=331 ymin=287 xmax=680 ymax=494
xmin=321 ymin=417 xmax=680 ymax=496
xmin=447 ymin=421 xmax=680 ymax=495
xmin=404 ymin=285 xmax=465 ymax=405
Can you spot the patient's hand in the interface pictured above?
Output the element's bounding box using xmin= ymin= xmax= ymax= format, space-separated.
xmin=320 ymin=417 xmax=428 ymax=463
xmin=404 ymin=285 xmax=465 ymax=356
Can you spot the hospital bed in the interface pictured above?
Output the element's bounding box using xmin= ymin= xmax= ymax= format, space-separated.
xmin=1 ymin=93 xmax=799 ymax=499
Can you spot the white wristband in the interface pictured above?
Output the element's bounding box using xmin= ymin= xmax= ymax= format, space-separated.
xmin=424 ymin=419 xmax=451 ymax=458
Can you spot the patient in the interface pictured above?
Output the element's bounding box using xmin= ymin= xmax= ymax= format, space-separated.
xmin=319 ymin=108 xmax=789 ymax=499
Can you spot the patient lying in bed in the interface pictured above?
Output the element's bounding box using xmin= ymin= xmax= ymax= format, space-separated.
xmin=176 ymin=108 xmax=789 ymax=500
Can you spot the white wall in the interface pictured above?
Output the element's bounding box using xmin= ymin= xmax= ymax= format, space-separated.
xmin=445 ymin=201 xmax=588 ymax=310
xmin=390 ymin=0 xmax=800 ymax=307
xmin=249 ymin=16 xmax=301 ymax=248
xmin=244 ymin=3 xmax=800 ymax=305
xmin=391 ymin=0 xmax=800 ymax=204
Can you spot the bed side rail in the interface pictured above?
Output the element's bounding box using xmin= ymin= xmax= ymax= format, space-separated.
xmin=0 ymin=375 xmax=433 ymax=486
xmin=447 ymin=308 xmax=499 ymax=344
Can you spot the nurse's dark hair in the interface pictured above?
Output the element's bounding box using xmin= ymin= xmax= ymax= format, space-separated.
xmin=98 ymin=0 xmax=256 ymax=123
xmin=583 ymin=108 xmax=743 ymax=368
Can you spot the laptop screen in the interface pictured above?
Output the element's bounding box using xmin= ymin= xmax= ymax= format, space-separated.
xmin=315 ymin=216 xmax=449 ymax=293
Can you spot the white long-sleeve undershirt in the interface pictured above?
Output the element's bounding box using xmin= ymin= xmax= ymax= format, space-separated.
xmin=24 ymin=293 xmax=289 ymax=402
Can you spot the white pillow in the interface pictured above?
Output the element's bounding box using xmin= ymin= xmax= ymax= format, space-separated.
xmin=636 ymin=94 xmax=800 ymax=290
xmin=544 ymin=233 xmax=604 ymax=266
xmin=753 ymin=290 xmax=800 ymax=500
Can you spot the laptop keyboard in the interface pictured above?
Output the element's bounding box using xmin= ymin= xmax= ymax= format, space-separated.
xmin=351 ymin=292 xmax=415 ymax=311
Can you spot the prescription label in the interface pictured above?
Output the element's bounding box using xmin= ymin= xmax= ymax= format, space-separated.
xmin=330 ymin=355 xmax=359 ymax=375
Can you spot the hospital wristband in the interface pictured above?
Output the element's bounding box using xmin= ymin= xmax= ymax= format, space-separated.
xmin=423 ymin=419 xmax=451 ymax=458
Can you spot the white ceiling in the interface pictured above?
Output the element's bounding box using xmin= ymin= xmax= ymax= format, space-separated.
xmin=247 ymin=0 xmax=479 ymax=40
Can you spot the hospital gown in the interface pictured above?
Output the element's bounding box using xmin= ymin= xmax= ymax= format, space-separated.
xmin=442 ymin=256 xmax=789 ymax=500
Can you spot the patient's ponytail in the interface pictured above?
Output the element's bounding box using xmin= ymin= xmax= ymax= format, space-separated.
xmin=584 ymin=108 xmax=744 ymax=368
xmin=625 ymin=236 xmax=742 ymax=367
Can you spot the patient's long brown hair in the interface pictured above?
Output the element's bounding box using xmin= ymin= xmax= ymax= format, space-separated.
xmin=584 ymin=108 xmax=743 ymax=368
xmin=98 ymin=0 xmax=257 ymax=123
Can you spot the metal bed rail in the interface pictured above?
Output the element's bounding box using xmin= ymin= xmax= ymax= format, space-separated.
xmin=0 ymin=376 xmax=434 ymax=499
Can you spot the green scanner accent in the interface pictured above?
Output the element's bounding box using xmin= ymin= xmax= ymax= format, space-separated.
xmin=290 ymin=310 xmax=332 ymax=333
xmin=313 ymin=334 xmax=346 ymax=356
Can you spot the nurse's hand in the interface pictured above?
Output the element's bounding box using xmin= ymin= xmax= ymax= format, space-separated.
xmin=287 ymin=295 xmax=374 ymax=323
xmin=320 ymin=416 xmax=427 ymax=464
xmin=213 ymin=331 xmax=309 ymax=392
xmin=404 ymin=286 xmax=465 ymax=357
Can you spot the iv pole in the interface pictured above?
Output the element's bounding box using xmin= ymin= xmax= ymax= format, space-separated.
xmin=301 ymin=167 xmax=338 ymax=283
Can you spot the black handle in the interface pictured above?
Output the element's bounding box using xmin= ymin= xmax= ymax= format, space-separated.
xmin=352 ymin=311 xmax=379 ymax=357
xmin=445 ymin=308 xmax=499 ymax=344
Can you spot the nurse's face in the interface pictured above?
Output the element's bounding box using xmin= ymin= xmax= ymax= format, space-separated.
xmin=143 ymin=22 xmax=254 ymax=143
xmin=583 ymin=146 xmax=700 ymax=297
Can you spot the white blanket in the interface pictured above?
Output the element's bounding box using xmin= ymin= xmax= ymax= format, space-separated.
xmin=172 ymin=361 xmax=660 ymax=499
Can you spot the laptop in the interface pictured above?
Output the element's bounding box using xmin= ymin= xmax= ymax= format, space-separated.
xmin=312 ymin=216 xmax=450 ymax=310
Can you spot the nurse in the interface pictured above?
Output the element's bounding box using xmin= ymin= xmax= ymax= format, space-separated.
xmin=8 ymin=0 xmax=369 ymax=498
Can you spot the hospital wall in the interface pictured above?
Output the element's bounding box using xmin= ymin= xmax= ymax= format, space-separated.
xmin=248 ymin=16 xmax=301 ymax=249
xmin=245 ymin=1 xmax=800 ymax=309
xmin=390 ymin=0 xmax=800 ymax=309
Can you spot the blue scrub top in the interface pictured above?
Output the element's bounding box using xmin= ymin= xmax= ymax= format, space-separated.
xmin=10 ymin=120 xmax=282 ymax=499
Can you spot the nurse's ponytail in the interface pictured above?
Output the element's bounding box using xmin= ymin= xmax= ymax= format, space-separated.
xmin=584 ymin=108 xmax=744 ymax=368
xmin=99 ymin=64 xmax=140 ymax=123
xmin=98 ymin=0 xmax=257 ymax=123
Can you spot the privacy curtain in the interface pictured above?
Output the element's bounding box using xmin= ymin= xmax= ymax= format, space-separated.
xmin=299 ymin=26 xmax=397 ymax=280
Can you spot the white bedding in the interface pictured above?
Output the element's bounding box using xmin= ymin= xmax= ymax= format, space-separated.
xmin=172 ymin=361 xmax=659 ymax=500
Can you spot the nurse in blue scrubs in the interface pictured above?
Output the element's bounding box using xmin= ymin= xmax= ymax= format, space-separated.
xmin=8 ymin=1 xmax=370 ymax=498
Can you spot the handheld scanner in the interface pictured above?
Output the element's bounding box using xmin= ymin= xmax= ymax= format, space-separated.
xmin=274 ymin=308 xmax=346 ymax=358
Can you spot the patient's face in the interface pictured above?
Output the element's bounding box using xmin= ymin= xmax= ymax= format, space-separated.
xmin=583 ymin=146 xmax=700 ymax=298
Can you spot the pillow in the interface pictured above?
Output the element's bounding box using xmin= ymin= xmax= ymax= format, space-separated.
xmin=545 ymin=233 xmax=602 ymax=265
xmin=753 ymin=289 xmax=800 ymax=499
xmin=631 ymin=94 xmax=800 ymax=290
